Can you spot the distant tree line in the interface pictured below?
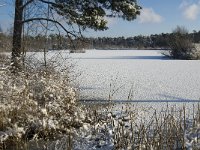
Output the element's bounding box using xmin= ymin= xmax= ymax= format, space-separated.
xmin=0 ymin=33 xmax=91 ymax=52
xmin=1 ymin=30 xmax=200 ymax=52
xmin=89 ymin=31 xmax=200 ymax=49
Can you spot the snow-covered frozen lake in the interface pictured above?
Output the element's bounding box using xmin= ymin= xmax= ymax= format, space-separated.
xmin=67 ymin=49 xmax=200 ymax=106
xmin=30 ymin=49 xmax=200 ymax=110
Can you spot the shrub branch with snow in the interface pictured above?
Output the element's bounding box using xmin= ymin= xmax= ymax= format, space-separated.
xmin=0 ymin=56 xmax=87 ymax=149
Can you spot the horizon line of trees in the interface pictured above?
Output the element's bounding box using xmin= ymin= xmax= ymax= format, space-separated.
xmin=90 ymin=30 xmax=200 ymax=49
xmin=1 ymin=29 xmax=200 ymax=52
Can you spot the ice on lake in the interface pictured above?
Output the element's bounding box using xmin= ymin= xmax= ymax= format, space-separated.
xmin=31 ymin=49 xmax=200 ymax=110
xmin=68 ymin=50 xmax=200 ymax=102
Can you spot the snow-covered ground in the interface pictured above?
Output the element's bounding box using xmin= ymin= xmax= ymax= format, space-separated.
xmin=69 ymin=50 xmax=200 ymax=102
xmin=29 ymin=49 xmax=200 ymax=110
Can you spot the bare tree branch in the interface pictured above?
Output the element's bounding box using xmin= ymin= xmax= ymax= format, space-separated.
xmin=38 ymin=0 xmax=58 ymax=7
xmin=22 ymin=0 xmax=35 ymax=9
xmin=22 ymin=17 xmax=77 ymax=37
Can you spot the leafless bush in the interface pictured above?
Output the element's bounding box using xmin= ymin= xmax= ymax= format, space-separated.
xmin=78 ymin=104 xmax=200 ymax=150
xmin=168 ymin=26 xmax=199 ymax=60
xmin=194 ymin=43 xmax=200 ymax=59
xmin=0 ymin=53 xmax=9 ymax=69
xmin=0 ymin=55 xmax=87 ymax=149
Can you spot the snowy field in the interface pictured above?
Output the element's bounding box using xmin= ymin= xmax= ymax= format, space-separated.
xmin=66 ymin=49 xmax=200 ymax=109
xmin=30 ymin=49 xmax=200 ymax=110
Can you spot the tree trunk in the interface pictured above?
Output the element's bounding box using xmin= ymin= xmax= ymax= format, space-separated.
xmin=12 ymin=0 xmax=23 ymax=69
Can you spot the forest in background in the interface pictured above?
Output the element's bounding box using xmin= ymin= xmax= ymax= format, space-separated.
xmin=1 ymin=27 xmax=200 ymax=52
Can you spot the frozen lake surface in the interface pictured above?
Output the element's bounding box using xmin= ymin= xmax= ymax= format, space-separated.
xmin=31 ymin=49 xmax=200 ymax=110
xmin=66 ymin=50 xmax=200 ymax=106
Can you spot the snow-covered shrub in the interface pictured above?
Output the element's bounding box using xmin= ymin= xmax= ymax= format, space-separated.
xmin=168 ymin=26 xmax=199 ymax=60
xmin=0 ymin=53 xmax=9 ymax=69
xmin=0 ymin=58 xmax=86 ymax=149
xmin=77 ymin=105 xmax=200 ymax=150
xmin=185 ymin=124 xmax=200 ymax=150
xmin=194 ymin=43 xmax=200 ymax=59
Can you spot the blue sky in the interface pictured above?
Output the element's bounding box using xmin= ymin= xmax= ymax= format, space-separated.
xmin=0 ymin=0 xmax=200 ymax=37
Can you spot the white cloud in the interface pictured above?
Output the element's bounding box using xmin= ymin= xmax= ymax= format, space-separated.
xmin=179 ymin=0 xmax=189 ymax=9
xmin=138 ymin=8 xmax=163 ymax=23
xmin=180 ymin=1 xmax=200 ymax=20
xmin=184 ymin=4 xmax=200 ymax=20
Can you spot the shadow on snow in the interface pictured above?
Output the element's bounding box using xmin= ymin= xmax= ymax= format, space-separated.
xmin=72 ymin=55 xmax=168 ymax=60
xmin=80 ymin=99 xmax=200 ymax=103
